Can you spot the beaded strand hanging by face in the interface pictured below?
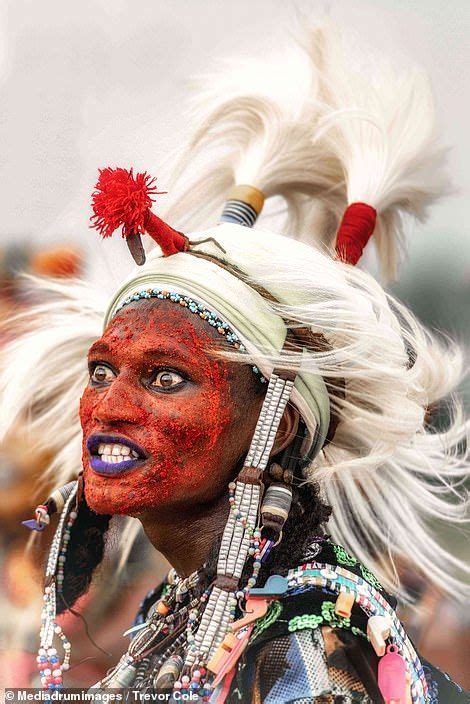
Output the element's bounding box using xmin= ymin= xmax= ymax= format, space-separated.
xmin=37 ymin=481 xmax=78 ymax=692
xmin=175 ymin=362 xmax=298 ymax=698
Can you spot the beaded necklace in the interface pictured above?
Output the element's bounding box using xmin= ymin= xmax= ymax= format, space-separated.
xmin=92 ymin=568 xmax=216 ymax=699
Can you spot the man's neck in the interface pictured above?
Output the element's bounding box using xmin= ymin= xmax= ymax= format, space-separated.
xmin=138 ymin=493 xmax=229 ymax=577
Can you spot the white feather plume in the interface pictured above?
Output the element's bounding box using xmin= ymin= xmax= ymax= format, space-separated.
xmin=163 ymin=24 xmax=449 ymax=282
xmin=308 ymin=24 xmax=449 ymax=280
xmin=0 ymin=276 xmax=105 ymax=488
xmin=161 ymin=37 xmax=343 ymax=242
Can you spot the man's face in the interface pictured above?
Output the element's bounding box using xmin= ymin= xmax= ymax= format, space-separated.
xmin=80 ymin=299 xmax=263 ymax=517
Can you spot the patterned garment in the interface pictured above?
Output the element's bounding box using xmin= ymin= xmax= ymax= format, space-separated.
xmin=247 ymin=627 xmax=372 ymax=704
xmin=132 ymin=538 xmax=469 ymax=703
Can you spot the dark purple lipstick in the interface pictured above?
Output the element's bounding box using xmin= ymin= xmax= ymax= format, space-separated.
xmin=86 ymin=433 xmax=148 ymax=476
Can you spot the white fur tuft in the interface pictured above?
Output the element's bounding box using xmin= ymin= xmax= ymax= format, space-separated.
xmin=0 ymin=276 xmax=105 ymax=489
xmin=308 ymin=24 xmax=449 ymax=280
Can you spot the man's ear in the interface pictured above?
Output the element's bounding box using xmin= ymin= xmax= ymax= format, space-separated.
xmin=271 ymin=403 xmax=300 ymax=457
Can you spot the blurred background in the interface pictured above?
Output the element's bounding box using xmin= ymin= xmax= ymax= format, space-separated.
xmin=0 ymin=0 xmax=468 ymax=690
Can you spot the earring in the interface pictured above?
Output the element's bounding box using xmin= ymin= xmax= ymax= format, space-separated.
xmin=259 ymin=421 xmax=307 ymax=560
xmin=22 ymin=481 xmax=77 ymax=532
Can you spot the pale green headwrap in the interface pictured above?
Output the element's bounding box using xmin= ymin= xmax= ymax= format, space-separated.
xmin=104 ymin=223 xmax=330 ymax=458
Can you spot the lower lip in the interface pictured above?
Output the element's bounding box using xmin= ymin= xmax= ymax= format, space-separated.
xmin=89 ymin=456 xmax=143 ymax=476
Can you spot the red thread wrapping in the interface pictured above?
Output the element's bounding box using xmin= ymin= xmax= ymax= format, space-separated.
xmin=90 ymin=166 xmax=188 ymax=256
xmin=335 ymin=202 xmax=377 ymax=266
xmin=144 ymin=210 xmax=189 ymax=256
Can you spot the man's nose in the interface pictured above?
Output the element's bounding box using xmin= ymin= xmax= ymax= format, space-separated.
xmin=92 ymin=374 xmax=146 ymax=425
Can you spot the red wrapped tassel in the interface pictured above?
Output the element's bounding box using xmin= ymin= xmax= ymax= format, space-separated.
xmin=90 ymin=167 xmax=189 ymax=257
xmin=335 ymin=202 xmax=377 ymax=266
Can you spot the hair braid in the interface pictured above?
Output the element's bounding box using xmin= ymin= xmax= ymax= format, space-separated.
xmin=57 ymin=500 xmax=111 ymax=614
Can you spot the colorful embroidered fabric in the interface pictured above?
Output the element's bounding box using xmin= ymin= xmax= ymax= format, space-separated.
xmin=132 ymin=538 xmax=469 ymax=703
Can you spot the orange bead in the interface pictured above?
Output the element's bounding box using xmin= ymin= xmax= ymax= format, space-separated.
xmin=156 ymin=600 xmax=170 ymax=616
xmin=334 ymin=591 xmax=355 ymax=619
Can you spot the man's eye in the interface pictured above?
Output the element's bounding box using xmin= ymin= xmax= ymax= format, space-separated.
xmin=90 ymin=364 xmax=116 ymax=385
xmin=151 ymin=370 xmax=185 ymax=390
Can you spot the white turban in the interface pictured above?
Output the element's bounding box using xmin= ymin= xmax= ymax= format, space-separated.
xmin=105 ymin=223 xmax=331 ymax=458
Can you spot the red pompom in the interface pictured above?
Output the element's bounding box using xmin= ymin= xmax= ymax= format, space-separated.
xmin=335 ymin=202 xmax=377 ymax=266
xmin=90 ymin=167 xmax=161 ymax=238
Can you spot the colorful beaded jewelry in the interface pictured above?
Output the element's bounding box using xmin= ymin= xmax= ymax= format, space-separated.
xmin=228 ymin=481 xmax=263 ymax=605
xmin=285 ymin=561 xmax=428 ymax=704
xmin=114 ymin=288 xmax=267 ymax=383
xmin=331 ymin=543 xmax=358 ymax=567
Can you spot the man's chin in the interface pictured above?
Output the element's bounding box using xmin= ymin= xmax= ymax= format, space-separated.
xmin=84 ymin=472 xmax=141 ymax=516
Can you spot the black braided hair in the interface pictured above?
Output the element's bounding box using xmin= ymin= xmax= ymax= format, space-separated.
xmin=265 ymin=479 xmax=331 ymax=578
xmin=57 ymin=498 xmax=111 ymax=614
xmin=250 ymin=417 xmax=329 ymax=572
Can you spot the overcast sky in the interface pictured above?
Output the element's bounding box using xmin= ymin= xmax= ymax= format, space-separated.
xmin=0 ymin=0 xmax=468 ymax=292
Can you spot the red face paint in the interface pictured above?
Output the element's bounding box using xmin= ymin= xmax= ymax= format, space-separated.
xmin=80 ymin=299 xmax=262 ymax=517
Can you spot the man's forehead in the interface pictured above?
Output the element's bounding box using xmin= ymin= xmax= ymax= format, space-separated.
xmin=89 ymin=299 xmax=229 ymax=358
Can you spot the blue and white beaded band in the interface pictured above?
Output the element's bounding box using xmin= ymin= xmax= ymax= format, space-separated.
xmin=114 ymin=288 xmax=267 ymax=383
xmin=220 ymin=199 xmax=259 ymax=228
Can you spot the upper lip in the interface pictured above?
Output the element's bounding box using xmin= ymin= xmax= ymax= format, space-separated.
xmin=86 ymin=433 xmax=149 ymax=459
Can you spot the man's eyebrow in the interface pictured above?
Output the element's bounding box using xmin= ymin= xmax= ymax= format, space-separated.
xmin=141 ymin=346 xmax=192 ymax=360
xmin=88 ymin=341 xmax=111 ymax=356
xmin=142 ymin=346 xmax=175 ymax=356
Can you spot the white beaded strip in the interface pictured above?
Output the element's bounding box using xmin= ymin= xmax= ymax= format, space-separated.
xmin=184 ymin=587 xmax=232 ymax=669
xmin=245 ymin=374 xmax=294 ymax=470
xmin=41 ymin=483 xmax=78 ymax=650
xmin=218 ymin=480 xmax=258 ymax=577
xmin=233 ymin=485 xmax=259 ymax=578
xmin=187 ymin=372 xmax=295 ymax=668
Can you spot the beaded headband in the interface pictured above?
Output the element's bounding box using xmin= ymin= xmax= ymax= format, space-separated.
xmin=114 ymin=287 xmax=267 ymax=383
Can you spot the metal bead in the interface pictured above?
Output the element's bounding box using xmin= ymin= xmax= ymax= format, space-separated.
xmin=261 ymin=483 xmax=292 ymax=532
